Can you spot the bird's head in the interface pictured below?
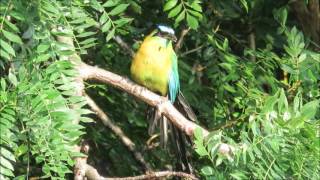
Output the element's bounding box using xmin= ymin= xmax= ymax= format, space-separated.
xmin=155 ymin=25 xmax=177 ymax=42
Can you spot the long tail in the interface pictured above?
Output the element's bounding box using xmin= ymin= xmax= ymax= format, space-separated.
xmin=147 ymin=91 xmax=196 ymax=173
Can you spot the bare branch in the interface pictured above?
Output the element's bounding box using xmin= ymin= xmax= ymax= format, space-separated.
xmin=180 ymin=45 xmax=204 ymax=57
xmin=84 ymin=94 xmax=152 ymax=172
xmin=79 ymin=164 xmax=198 ymax=180
xmin=114 ymin=36 xmax=135 ymax=58
xmin=175 ymin=28 xmax=191 ymax=52
xmin=248 ymin=23 xmax=256 ymax=61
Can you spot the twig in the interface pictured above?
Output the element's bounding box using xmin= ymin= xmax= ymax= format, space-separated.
xmin=84 ymin=93 xmax=152 ymax=172
xmin=175 ymin=28 xmax=191 ymax=52
xmin=180 ymin=45 xmax=204 ymax=57
xmin=78 ymin=63 xmax=209 ymax=137
xmin=248 ymin=23 xmax=256 ymax=61
xmin=114 ymin=35 xmax=135 ymax=58
xmin=211 ymin=119 xmax=243 ymax=131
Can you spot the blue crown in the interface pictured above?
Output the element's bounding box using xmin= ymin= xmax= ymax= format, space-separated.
xmin=156 ymin=24 xmax=175 ymax=35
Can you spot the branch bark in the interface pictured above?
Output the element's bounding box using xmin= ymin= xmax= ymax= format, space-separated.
xmin=84 ymin=94 xmax=152 ymax=172
xmin=290 ymin=0 xmax=320 ymax=48
xmin=175 ymin=28 xmax=191 ymax=52
xmin=114 ymin=36 xmax=135 ymax=58
xmin=77 ymin=163 xmax=198 ymax=180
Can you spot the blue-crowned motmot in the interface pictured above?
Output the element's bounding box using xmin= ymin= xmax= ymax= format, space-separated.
xmin=131 ymin=25 xmax=196 ymax=173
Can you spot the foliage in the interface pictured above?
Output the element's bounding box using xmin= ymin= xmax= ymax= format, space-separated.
xmin=0 ymin=0 xmax=319 ymax=179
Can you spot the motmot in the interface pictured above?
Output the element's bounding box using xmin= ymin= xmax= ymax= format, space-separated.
xmin=131 ymin=25 xmax=196 ymax=173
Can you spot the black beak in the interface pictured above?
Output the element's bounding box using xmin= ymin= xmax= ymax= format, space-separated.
xmin=171 ymin=35 xmax=177 ymax=42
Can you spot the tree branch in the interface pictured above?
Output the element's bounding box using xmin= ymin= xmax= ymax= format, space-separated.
xmin=290 ymin=0 xmax=320 ymax=47
xmin=84 ymin=93 xmax=152 ymax=172
xmin=180 ymin=45 xmax=204 ymax=57
xmin=79 ymin=163 xmax=198 ymax=180
xmin=175 ymin=28 xmax=191 ymax=52
xmin=77 ymin=63 xmax=209 ymax=137
xmin=114 ymin=36 xmax=135 ymax=58
xmin=248 ymin=23 xmax=256 ymax=61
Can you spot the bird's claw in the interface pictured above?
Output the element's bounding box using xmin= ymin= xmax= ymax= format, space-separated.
xmin=155 ymin=100 xmax=170 ymax=116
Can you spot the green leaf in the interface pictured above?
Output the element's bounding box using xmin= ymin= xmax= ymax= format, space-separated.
xmin=79 ymin=38 xmax=96 ymax=45
xmin=281 ymin=64 xmax=297 ymax=74
xmin=80 ymin=117 xmax=94 ymax=123
xmin=0 ymin=147 xmax=16 ymax=162
xmin=239 ymin=0 xmax=248 ymax=13
xmin=188 ymin=9 xmax=203 ymax=19
xmin=37 ymin=43 xmax=50 ymax=53
xmin=1 ymin=78 xmax=6 ymax=91
xmin=4 ymin=19 xmax=20 ymax=33
xmin=301 ymin=100 xmax=319 ymax=120
xmin=278 ymin=89 xmax=288 ymax=113
xmin=0 ymin=49 xmax=10 ymax=60
xmin=42 ymin=1 xmax=59 ymax=14
xmin=175 ymin=11 xmax=185 ymax=24
xmin=76 ymin=32 xmax=96 ymax=38
xmin=164 ymin=0 xmax=178 ymax=11
xmin=0 ymin=166 xmax=14 ymax=177
xmin=99 ymin=12 xmax=108 ymax=25
xmin=106 ymin=28 xmax=115 ymax=41
xmin=103 ymin=0 xmax=120 ymax=7
xmin=0 ymin=157 xmax=14 ymax=171
xmin=0 ymin=39 xmax=15 ymax=56
xmin=8 ymin=72 xmax=18 ymax=87
xmin=114 ymin=18 xmax=133 ymax=27
xmin=186 ymin=14 xmax=198 ymax=29
xmin=1 ymin=30 xmax=23 ymax=45
xmin=201 ymin=166 xmax=214 ymax=175
xmin=109 ymin=4 xmax=129 ymax=16
xmin=215 ymin=156 xmax=223 ymax=166
xmin=35 ymin=54 xmax=51 ymax=62
xmin=102 ymin=20 xmax=112 ymax=32
xmin=195 ymin=145 xmax=207 ymax=156
xmin=168 ymin=3 xmax=182 ymax=18
xmin=190 ymin=1 xmax=202 ymax=12
xmin=194 ymin=127 xmax=203 ymax=141
xmin=230 ymin=171 xmax=248 ymax=180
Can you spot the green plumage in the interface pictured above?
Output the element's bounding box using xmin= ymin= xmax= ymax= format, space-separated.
xmin=130 ymin=31 xmax=180 ymax=103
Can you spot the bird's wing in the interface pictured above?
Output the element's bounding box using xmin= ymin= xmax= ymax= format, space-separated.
xmin=168 ymin=51 xmax=180 ymax=103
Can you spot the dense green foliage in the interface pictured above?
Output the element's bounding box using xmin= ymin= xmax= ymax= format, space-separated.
xmin=0 ymin=0 xmax=319 ymax=179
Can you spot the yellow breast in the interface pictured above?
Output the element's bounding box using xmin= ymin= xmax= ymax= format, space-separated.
xmin=130 ymin=35 xmax=173 ymax=95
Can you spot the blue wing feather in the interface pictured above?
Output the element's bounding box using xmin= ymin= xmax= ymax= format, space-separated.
xmin=168 ymin=53 xmax=180 ymax=103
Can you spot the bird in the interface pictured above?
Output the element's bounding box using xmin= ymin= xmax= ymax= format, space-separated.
xmin=130 ymin=25 xmax=197 ymax=173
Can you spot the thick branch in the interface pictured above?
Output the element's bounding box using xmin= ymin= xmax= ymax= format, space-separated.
xmin=290 ymin=0 xmax=320 ymax=46
xmin=80 ymin=163 xmax=198 ymax=180
xmin=78 ymin=63 xmax=209 ymax=137
xmin=84 ymin=94 xmax=152 ymax=172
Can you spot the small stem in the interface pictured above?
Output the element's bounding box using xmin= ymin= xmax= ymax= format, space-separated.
xmin=0 ymin=0 xmax=12 ymax=29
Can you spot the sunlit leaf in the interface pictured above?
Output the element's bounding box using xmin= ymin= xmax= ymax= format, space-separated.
xmin=109 ymin=4 xmax=129 ymax=15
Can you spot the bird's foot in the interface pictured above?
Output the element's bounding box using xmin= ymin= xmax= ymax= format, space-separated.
xmin=155 ymin=100 xmax=171 ymax=116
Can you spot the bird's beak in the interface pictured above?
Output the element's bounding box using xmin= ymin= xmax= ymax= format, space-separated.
xmin=167 ymin=34 xmax=177 ymax=42
xmin=170 ymin=34 xmax=177 ymax=42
